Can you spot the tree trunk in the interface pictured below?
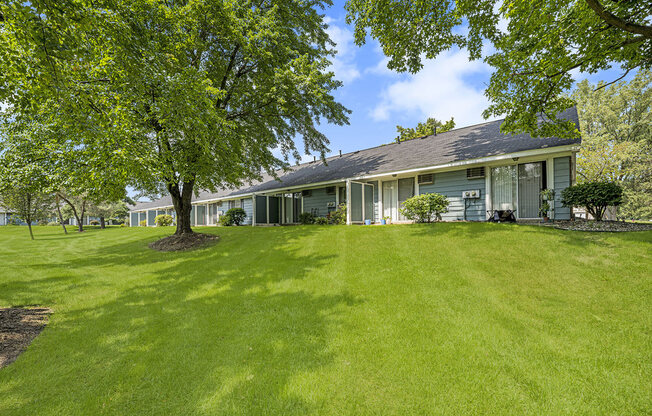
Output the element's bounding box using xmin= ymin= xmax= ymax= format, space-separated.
xmin=56 ymin=200 xmax=68 ymax=235
xmin=100 ymin=216 xmax=106 ymax=229
xmin=78 ymin=200 xmax=86 ymax=232
xmin=169 ymin=180 xmax=194 ymax=235
xmin=26 ymin=194 xmax=34 ymax=240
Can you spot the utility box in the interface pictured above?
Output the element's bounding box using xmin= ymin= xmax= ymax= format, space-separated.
xmin=462 ymin=190 xmax=481 ymax=199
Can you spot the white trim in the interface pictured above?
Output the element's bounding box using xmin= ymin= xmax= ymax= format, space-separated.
xmin=485 ymin=166 xmax=491 ymax=218
xmin=378 ymin=180 xmax=383 ymax=220
xmin=252 ymin=194 xmax=256 ymax=226
xmin=346 ymin=179 xmax=351 ymax=225
xmin=547 ymin=157 xmax=555 ymax=219
xmin=348 ymin=145 xmax=578 ymax=181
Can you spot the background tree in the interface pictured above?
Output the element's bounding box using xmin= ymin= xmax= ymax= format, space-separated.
xmin=394 ymin=117 xmax=455 ymax=143
xmin=0 ymin=188 xmax=53 ymax=239
xmin=58 ymin=193 xmax=89 ymax=233
xmin=0 ymin=0 xmax=349 ymax=238
xmin=573 ymin=70 xmax=651 ymax=219
xmin=0 ymin=127 xmax=57 ymax=238
xmin=86 ymin=200 xmax=129 ymax=228
xmin=345 ymin=0 xmax=651 ymax=138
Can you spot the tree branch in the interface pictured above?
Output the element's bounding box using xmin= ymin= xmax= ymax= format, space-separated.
xmin=584 ymin=0 xmax=652 ymax=39
xmin=593 ymin=67 xmax=634 ymax=91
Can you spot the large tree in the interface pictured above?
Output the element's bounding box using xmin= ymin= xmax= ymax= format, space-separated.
xmin=0 ymin=0 xmax=349 ymax=236
xmin=345 ymin=0 xmax=651 ymax=138
xmin=573 ymin=70 xmax=651 ymax=219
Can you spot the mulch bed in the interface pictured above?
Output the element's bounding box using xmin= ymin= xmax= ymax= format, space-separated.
xmin=552 ymin=220 xmax=652 ymax=232
xmin=520 ymin=219 xmax=652 ymax=232
xmin=0 ymin=307 xmax=52 ymax=369
xmin=149 ymin=232 xmax=219 ymax=251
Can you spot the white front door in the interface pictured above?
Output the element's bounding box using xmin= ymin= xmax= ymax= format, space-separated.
xmin=383 ymin=180 xmax=397 ymax=221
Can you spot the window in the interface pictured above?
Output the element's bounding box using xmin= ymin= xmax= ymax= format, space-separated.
xmin=467 ymin=167 xmax=485 ymax=179
xmin=301 ymin=189 xmax=312 ymax=197
xmin=325 ymin=186 xmax=336 ymax=195
xmin=491 ymin=166 xmax=516 ymax=210
xmin=418 ymin=173 xmax=434 ymax=185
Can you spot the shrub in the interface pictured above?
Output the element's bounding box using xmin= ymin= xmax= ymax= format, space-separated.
xmin=225 ymin=208 xmax=247 ymax=225
xmin=90 ymin=220 xmax=100 ymax=226
xmin=400 ymin=193 xmax=449 ymax=223
xmin=562 ymin=182 xmax=623 ymax=221
xmin=328 ymin=203 xmax=347 ymax=225
xmin=298 ymin=212 xmax=315 ymax=224
xmin=154 ymin=214 xmax=174 ymax=227
xmin=315 ymin=216 xmax=328 ymax=225
xmin=38 ymin=219 xmax=49 ymax=226
xmin=219 ymin=214 xmax=233 ymax=226
xmin=47 ymin=221 xmax=59 ymax=226
xmin=139 ymin=219 xmax=147 ymax=227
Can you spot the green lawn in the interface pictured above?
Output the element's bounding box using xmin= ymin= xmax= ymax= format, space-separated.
xmin=0 ymin=224 xmax=650 ymax=415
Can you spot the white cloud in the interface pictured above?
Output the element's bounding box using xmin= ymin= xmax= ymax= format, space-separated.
xmin=371 ymin=49 xmax=497 ymax=127
xmin=324 ymin=17 xmax=360 ymax=84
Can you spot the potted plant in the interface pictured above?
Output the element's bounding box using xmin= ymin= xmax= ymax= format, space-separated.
xmin=540 ymin=188 xmax=555 ymax=201
xmin=381 ymin=216 xmax=391 ymax=225
xmin=539 ymin=201 xmax=551 ymax=222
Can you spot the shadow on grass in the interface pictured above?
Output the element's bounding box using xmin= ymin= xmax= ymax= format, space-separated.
xmin=1 ymin=226 xmax=362 ymax=414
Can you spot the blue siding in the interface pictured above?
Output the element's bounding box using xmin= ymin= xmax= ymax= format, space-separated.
xmin=419 ymin=169 xmax=486 ymax=221
xmin=554 ymin=156 xmax=572 ymax=219
xmin=302 ymin=187 xmax=336 ymax=217
xmin=242 ymin=197 xmax=253 ymax=225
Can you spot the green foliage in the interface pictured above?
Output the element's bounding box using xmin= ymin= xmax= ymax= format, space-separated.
xmin=0 ymin=0 xmax=350 ymax=235
xmin=225 ymin=208 xmax=247 ymax=226
xmin=400 ymin=193 xmax=449 ymax=223
xmin=47 ymin=221 xmax=59 ymax=226
xmin=314 ymin=217 xmax=329 ymax=225
xmin=155 ymin=214 xmax=174 ymax=227
xmin=573 ymin=70 xmax=651 ymax=220
xmin=562 ymin=182 xmax=623 ymax=221
xmin=139 ymin=220 xmax=147 ymax=227
xmin=298 ymin=212 xmax=315 ymax=225
xmin=328 ymin=203 xmax=347 ymax=225
xmin=345 ymin=0 xmax=650 ymax=138
xmin=89 ymin=220 xmax=100 ymax=226
xmin=539 ymin=202 xmax=552 ymax=218
xmin=219 ymin=214 xmax=233 ymax=227
xmin=394 ymin=117 xmax=455 ymax=143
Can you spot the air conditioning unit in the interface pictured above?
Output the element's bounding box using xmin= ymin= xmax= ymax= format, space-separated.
xmin=462 ymin=190 xmax=481 ymax=199
xmin=418 ymin=173 xmax=434 ymax=185
xmin=327 ymin=202 xmax=336 ymax=207
xmin=466 ymin=167 xmax=485 ymax=179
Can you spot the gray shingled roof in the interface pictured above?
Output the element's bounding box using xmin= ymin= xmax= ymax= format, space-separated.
xmin=132 ymin=107 xmax=580 ymax=211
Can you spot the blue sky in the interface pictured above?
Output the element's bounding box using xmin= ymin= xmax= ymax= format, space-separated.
xmin=310 ymin=0 xmax=636 ymax=162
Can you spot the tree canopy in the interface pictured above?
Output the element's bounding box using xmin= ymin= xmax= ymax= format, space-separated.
xmin=0 ymin=0 xmax=349 ymax=235
xmin=345 ymin=0 xmax=651 ymax=138
xmin=573 ymin=70 xmax=651 ymax=219
xmin=394 ymin=117 xmax=454 ymax=143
